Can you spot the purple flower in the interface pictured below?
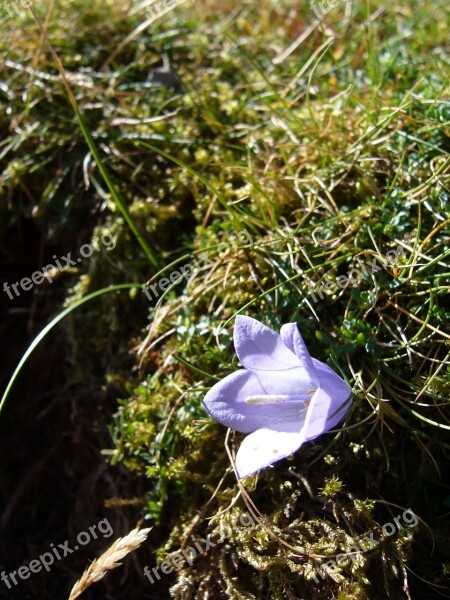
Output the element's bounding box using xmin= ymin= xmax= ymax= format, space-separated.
xmin=202 ymin=316 xmax=352 ymax=478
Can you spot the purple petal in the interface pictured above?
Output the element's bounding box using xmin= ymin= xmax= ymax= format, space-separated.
xmin=234 ymin=315 xmax=301 ymax=371
xmin=303 ymin=359 xmax=352 ymax=442
xmin=202 ymin=369 xmax=310 ymax=433
xmin=235 ymin=426 xmax=304 ymax=478
xmin=280 ymin=323 xmax=320 ymax=388
xmin=253 ymin=368 xmax=317 ymax=397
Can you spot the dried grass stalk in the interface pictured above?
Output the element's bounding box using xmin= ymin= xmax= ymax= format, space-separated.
xmin=68 ymin=527 xmax=151 ymax=600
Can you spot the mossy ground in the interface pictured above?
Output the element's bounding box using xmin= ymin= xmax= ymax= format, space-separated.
xmin=0 ymin=0 xmax=449 ymax=598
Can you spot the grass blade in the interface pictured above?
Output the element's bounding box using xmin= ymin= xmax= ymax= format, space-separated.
xmin=0 ymin=284 xmax=138 ymax=417
xmin=27 ymin=5 xmax=159 ymax=268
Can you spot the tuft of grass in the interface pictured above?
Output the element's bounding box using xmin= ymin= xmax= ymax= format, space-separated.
xmin=68 ymin=527 xmax=151 ymax=600
xmin=1 ymin=0 xmax=449 ymax=598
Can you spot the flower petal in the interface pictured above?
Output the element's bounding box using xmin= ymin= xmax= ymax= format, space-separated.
xmin=253 ymin=368 xmax=317 ymax=397
xmin=235 ymin=427 xmax=304 ymax=478
xmin=280 ymin=323 xmax=320 ymax=388
xmin=234 ymin=315 xmax=301 ymax=371
xmin=302 ymin=359 xmax=352 ymax=442
xmin=203 ymin=369 xmax=309 ymax=433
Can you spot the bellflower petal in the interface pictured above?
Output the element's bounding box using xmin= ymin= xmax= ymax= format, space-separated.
xmin=234 ymin=315 xmax=300 ymax=371
xmin=280 ymin=323 xmax=320 ymax=388
xmin=202 ymin=316 xmax=353 ymax=478
xmin=302 ymin=359 xmax=352 ymax=442
xmin=235 ymin=427 xmax=304 ymax=479
xmin=203 ymin=369 xmax=310 ymax=433
xmin=254 ymin=368 xmax=317 ymax=397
